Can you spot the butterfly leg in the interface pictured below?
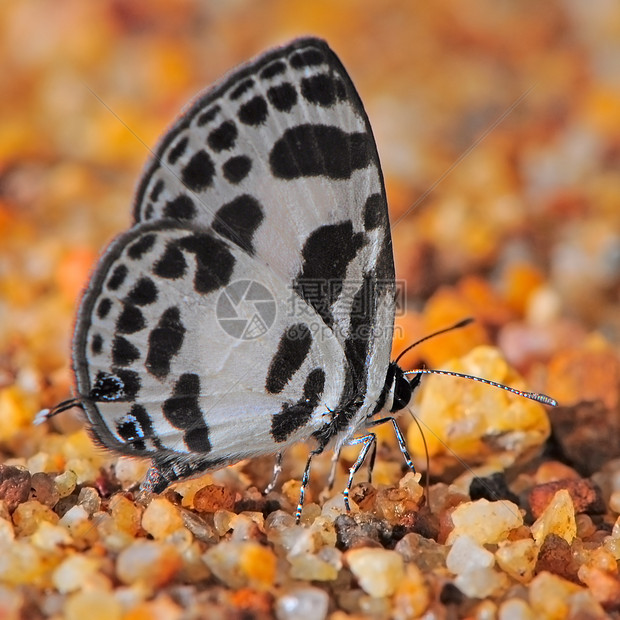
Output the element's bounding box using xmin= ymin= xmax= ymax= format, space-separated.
xmin=295 ymin=448 xmax=323 ymax=523
xmin=368 ymin=416 xmax=416 ymax=472
xmin=264 ymin=451 xmax=283 ymax=495
xmin=326 ymin=445 xmax=342 ymax=491
xmin=343 ymin=433 xmax=376 ymax=511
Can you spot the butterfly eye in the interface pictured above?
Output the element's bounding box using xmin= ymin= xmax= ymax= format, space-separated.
xmin=391 ymin=372 xmax=414 ymax=412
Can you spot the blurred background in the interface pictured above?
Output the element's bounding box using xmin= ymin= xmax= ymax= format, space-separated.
xmin=1 ymin=0 xmax=619 ymax=438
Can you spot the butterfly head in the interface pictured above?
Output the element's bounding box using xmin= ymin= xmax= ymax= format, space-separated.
xmin=383 ymin=361 xmax=423 ymax=414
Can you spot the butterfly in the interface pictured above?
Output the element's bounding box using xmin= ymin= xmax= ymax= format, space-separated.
xmin=39 ymin=38 xmax=555 ymax=520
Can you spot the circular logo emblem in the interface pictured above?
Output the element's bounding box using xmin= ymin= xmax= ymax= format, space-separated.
xmin=216 ymin=280 xmax=276 ymax=340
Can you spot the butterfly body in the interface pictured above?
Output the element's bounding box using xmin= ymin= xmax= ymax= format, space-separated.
xmin=68 ymin=38 xmax=419 ymax=496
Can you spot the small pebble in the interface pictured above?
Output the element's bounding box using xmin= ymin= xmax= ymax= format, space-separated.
xmin=77 ymin=487 xmax=101 ymax=515
xmin=454 ymin=567 xmax=508 ymax=599
xmin=30 ymin=472 xmax=60 ymax=507
xmin=446 ymin=498 xmax=523 ymax=545
xmin=528 ymin=571 xmax=583 ymax=618
xmin=495 ymin=538 xmax=537 ymax=583
xmin=275 ymin=587 xmax=329 ymax=620
xmin=141 ymin=497 xmax=184 ymax=539
xmin=531 ymin=489 xmax=577 ymax=545
xmin=446 ymin=534 xmax=494 ymax=574
xmin=12 ymin=500 xmax=59 ymax=536
xmin=54 ymin=470 xmax=78 ymax=498
xmin=52 ymin=554 xmax=100 ymax=593
xmin=498 ymin=598 xmax=536 ymax=620
xmin=346 ymin=548 xmax=404 ymax=598
xmin=193 ymin=484 xmax=237 ymax=513
xmin=116 ymin=540 xmax=182 ymax=587
xmin=203 ymin=541 xmax=277 ymax=589
xmin=529 ymin=478 xmax=605 ymax=518
xmin=0 ymin=465 xmax=31 ymax=512
xmin=64 ymin=589 xmax=122 ymax=620
xmin=392 ymin=564 xmax=430 ymax=619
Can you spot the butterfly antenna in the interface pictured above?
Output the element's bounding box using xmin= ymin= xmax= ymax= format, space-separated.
xmin=394 ymin=317 xmax=474 ymax=364
xmin=33 ymin=398 xmax=83 ymax=425
xmin=404 ymin=368 xmax=557 ymax=406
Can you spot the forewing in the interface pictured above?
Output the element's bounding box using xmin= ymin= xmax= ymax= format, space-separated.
xmin=132 ymin=37 xmax=396 ymax=431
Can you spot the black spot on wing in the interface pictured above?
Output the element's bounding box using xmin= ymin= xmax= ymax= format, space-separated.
xmin=146 ymin=306 xmax=185 ymax=379
xmin=168 ymin=136 xmax=188 ymax=165
xmin=260 ymin=60 xmax=286 ymax=79
xmin=290 ymin=48 xmax=325 ymax=68
xmin=150 ymin=179 xmax=164 ymax=202
xmin=212 ymin=194 xmax=263 ymax=254
xmin=127 ymin=234 xmax=156 ymax=260
xmin=178 ymin=233 xmax=235 ymax=294
xmin=116 ymin=304 xmax=145 ymax=334
xmin=112 ymin=336 xmax=140 ymax=367
xmin=223 ymin=155 xmax=252 ymax=184
xmin=164 ymin=195 xmax=196 ymax=220
xmin=230 ymin=78 xmax=255 ymax=100
xmin=301 ymin=74 xmax=337 ymax=107
xmin=97 ymin=298 xmax=112 ymax=319
xmin=117 ymin=402 xmax=162 ymax=451
xmin=265 ymin=324 xmax=312 ymax=394
xmin=107 ymin=264 xmax=128 ymax=291
xmin=114 ymin=369 xmax=141 ymax=401
xmin=294 ymin=222 xmax=365 ymax=328
xmin=91 ymin=333 xmax=102 ymax=355
xmin=127 ymin=277 xmax=158 ymax=306
xmin=267 ymin=83 xmax=297 ymax=112
xmin=181 ymin=150 xmax=215 ymax=191
xmin=153 ymin=243 xmax=187 ymax=280
xmin=271 ymin=368 xmax=325 ymax=443
xmin=269 ymin=125 xmax=373 ymax=180
xmin=208 ymin=121 xmax=237 ymax=152
xmin=363 ymin=193 xmax=387 ymax=230
xmin=90 ymin=372 xmax=126 ymax=401
xmin=196 ymin=105 xmax=220 ymax=127
xmin=163 ymin=373 xmax=211 ymax=453
xmin=238 ymin=96 xmax=268 ymax=126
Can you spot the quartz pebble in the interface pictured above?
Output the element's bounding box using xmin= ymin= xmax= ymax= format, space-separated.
xmin=116 ymin=540 xmax=182 ymax=587
xmin=345 ymin=548 xmax=404 ymax=598
xmin=454 ymin=567 xmax=508 ymax=599
xmin=275 ymin=587 xmax=329 ymax=620
xmin=446 ymin=498 xmax=523 ymax=545
xmin=54 ymin=470 xmax=78 ymax=498
xmin=531 ymin=489 xmax=577 ymax=545
xmin=64 ymin=589 xmax=122 ymax=620
xmin=52 ymin=554 xmax=100 ymax=593
xmin=446 ymin=534 xmax=495 ymax=574
xmin=495 ymin=538 xmax=538 ymax=583
xmin=203 ymin=541 xmax=277 ymax=589
xmin=141 ymin=497 xmax=185 ymax=539
xmin=498 ymin=598 xmax=536 ymax=620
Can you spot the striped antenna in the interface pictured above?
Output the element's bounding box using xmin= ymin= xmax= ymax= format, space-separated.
xmin=404 ymin=368 xmax=557 ymax=406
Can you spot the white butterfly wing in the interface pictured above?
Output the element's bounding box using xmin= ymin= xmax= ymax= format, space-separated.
xmin=72 ymin=38 xmax=396 ymax=487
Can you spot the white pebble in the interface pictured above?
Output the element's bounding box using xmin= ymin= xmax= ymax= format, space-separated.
xmin=446 ymin=499 xmax=523 ymax=545
xmin=446 ymin=535 xmax=494 ymax=575
xmin=454 ymin=567 xmax=508 ymax=599
xmin=275 ymin=587 xmax=329 ymax=620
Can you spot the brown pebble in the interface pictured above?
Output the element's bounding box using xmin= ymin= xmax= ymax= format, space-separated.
xmin=534 ymin=533 xmax=580 ymax=582
xmin=0 ymin=464 xmax=31 ymax=512
xmin=529 ymin=478 xmax=605 ymax=519
xmin=193 ymin=484 xmax=237 ymax=513
xmin=335 ymin=513 xmax=393 ymax=550
xmin=30 ymin=472 xmax=60 ymax=508
xmin=548 ymin=401 xmax=620 ymax=476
